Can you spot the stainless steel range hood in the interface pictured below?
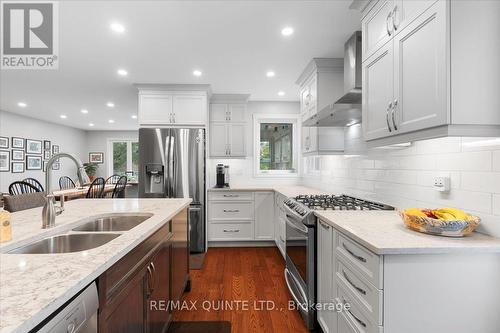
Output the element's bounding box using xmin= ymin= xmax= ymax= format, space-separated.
xmin=303 ymin=31 xmax=362 ymax=127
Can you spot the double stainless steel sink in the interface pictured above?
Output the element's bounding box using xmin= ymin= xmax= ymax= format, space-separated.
xmin=8 ymin=214 xmax=152 ymax=254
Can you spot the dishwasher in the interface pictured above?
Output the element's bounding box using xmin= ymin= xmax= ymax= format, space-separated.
xmin=38 ymin=282 xmax=99 ymax=333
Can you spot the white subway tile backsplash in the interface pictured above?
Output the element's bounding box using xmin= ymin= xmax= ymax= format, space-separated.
xmin=416 ymin=171 xmax=461 ymax=189
xmin=435 ymin=151 xmax=492 ymax=171
xmin=415 ymin=137 xmax=462 ymax=154
xmin=461 ymin=172 xmax=500 ymax=194
xmin=493 ymin=151 xmax=500 ymax=172
xmin=493 ymin=195 xmax=500 ymax=216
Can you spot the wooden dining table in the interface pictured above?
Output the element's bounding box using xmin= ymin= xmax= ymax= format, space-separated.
xmin=53 ymin=184 xmax=123 ymax=200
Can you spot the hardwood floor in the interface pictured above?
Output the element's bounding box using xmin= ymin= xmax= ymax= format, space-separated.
xmin=173 ymin=247 xmax=309 ymax=333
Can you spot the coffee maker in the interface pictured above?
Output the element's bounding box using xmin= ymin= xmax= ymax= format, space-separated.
xmin=215 ymin=164 xmax=230 ymax=188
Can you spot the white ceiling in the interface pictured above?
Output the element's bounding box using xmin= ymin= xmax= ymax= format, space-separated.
xmin=0 ymin=0 xmax=361 ymax=130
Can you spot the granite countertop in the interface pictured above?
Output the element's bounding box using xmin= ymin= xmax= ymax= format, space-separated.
xmin=315 ymin=210 xmax=500 ymax=255
xmin=0 ymin=198 xmax=191 ymax=333
xmin=208 ymin=185 xmax=331 ymax=198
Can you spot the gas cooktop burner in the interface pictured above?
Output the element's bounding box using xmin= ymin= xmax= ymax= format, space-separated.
xmin=293 ymin=194 xmax=394 ymax=211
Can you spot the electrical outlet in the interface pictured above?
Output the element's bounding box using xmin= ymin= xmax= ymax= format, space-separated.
xmin=433 ymin=177 xmax=450 ymax=192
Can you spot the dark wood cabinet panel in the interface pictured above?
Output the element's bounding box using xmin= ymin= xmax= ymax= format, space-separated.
xmin=148 ymin=243 xmax=172 ymax=333
xmin=171 ymin=209 xmax=189 ymax=302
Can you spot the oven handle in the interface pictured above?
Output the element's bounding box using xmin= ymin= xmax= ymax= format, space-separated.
xmin=284 ymin=268 xmax=308 ymax=312
xmin=286 ymin=218 xmax=309 ymax=234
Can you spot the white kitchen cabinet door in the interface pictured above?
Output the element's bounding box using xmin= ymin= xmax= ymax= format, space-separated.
xmin=302 ymin=127 xmax=310 ymax=153
xmin=172 ymin=94 xmax=207 ymax=125
xmin=228 ymin=104 xmax=246 ymax=122
xmin=209 ymin=123 xmax=228 ymax=157
xmin=210 ymin=104 xmax=228 ymax=122
xmin=308 ymin=75 xmax=318 ymax=118
xmin=308 ymin=127 xmax=318 ymax=153
xmin=300 ymin=86 xmax=310 ymax=116
xmin=362 ymin=41 xmax=394 ymax=141
xmin=393 ymin=0 xmax=437 ymax=34
xmin=254 ymin=192 xmax=275 ymax=240
xmin=317 ymin=220 xmax=335 ymax=333
xmin=228 ymin=123 xmax=246 ymax=157
xmin=362 ymin=0 xmax=395 ymax=62
xmin=139 ymin=94 xmax=173 ymax=125
xmin=393 ymin=0 xmax=448 ymax=134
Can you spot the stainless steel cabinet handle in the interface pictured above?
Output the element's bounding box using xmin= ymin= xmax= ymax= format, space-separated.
xmin=392 ymin=99 xmax=398 ymax=130
xmin=150 ymin=262 xmax=156 ymax=293
xmin=223 ymin=194 xmax=239 ymax=197
xmin=342 ymin=269 xmax=367 ymax=295
xmin=348 ymin=308 xmax=367 ymax=328
xmin=146 ymin=264 xmax=153 ymax=295
xmin=223 ymin=209 xmax=240 ymax=213
xmin=392 ymin=5 xmax=399 ymax=30
xmin=342 ymin=243 xmax=367 ymax=263
xmin=223 ymin=229 xmax=240 ymax=233
xmin=386 ymin=11 xmax=393 ymax=36
xmin=386 ymin=102 xmax=393 ymax=132
xmin=319 ymin=220 xmax=330 ymax=229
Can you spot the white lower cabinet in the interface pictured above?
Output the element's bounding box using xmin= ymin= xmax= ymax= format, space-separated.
xmin=317 ymin=220 xmax=500 ymax=333
xmin=208 ymin=191 xmax=274 ymax=242
xmin=274 ymin=192 xmax=286 ymax=258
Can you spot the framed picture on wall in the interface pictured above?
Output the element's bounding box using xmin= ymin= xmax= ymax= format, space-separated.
xmin=0 ymin=137 xmax=8 ymax=149
xmin=12 ymin=150 xmax=24 ymax=161
xmin=26 ymin=155 xmax=42 ymax=170
xmin=12 ymin=162 xmax=24 ymax=173
xmin=44 ymin=150 xmax=51 ymax=160
xmin=43 ymin=140 xmax=51 ymax=150
xmin=11 ymin=137 xmax=24 ymax=149
xmin=52 ymin=145 xmax=60 ymax=154
xmin=89 ymin=152 xmax=104 ymax=164
xmin=52 ymin=162 xmax=60 ymax=170
xmin=0 ymin=151 xmax=10 ymax=172
xmin=26 ymin=139 xmax=42 ymax=154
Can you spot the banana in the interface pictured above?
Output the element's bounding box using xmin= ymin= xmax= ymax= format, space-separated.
xmin=433 ymin=207 xmax=468 ymax=221
xmin=403 ymin=208 xmax=427 ymax=217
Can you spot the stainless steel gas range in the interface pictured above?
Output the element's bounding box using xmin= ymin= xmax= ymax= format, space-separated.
xmin=283 ymin=194 xmax=394 ymax=330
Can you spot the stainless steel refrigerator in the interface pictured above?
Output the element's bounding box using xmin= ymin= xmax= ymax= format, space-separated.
xmin=138 ymin=128 xmax=206 ymax=253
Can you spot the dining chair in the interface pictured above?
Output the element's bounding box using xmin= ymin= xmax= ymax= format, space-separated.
xmin=22 ymin=178 xmax=44 ymax=192
xmin=111 ymin=176 xmax=128 ymax=198
xmin=8 ymin=181 xmax=40 ymax=195
xmin=105 ymin=174 xmax=121 ymax=185
xmin=3 ymin=192 xmax=46 ymax=212
xmin=59 ymin=176 xmax=76 ymax=190
xmin=86 ymin=177 xmax=105 ymax=198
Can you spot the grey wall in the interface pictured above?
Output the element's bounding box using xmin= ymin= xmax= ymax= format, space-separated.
xmin=86 ymin=130 xmax=138 ymax=178
xmin=0 ymin=110 xmax=87 ymax=192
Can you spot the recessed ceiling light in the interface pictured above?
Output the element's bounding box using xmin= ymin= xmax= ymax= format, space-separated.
xmin=266 ymin=71 xmax=275 ymax=78
xmin=281 ymin=26 xmax=294 ymax=37
xmin=60 ymin=114 xmax=67 ymax=119
xmin=193 ymin=70 xmax=202 ymax=77
xmin=131 ymin=115 xmax=137 ymax=119
xmin=106 ymin=102 xmax=115 ymax=108
xmin=110 ymin=22 xmax=125 ymax=33
xmin=278 ymin=91 xmax=285 ymax=96
xmin=117 ymin=69 xmax=128 ymax=76
xmin=89 ymin=123 xmax=95 ymax=127
xmin=108 ymin=119 xmax=115 ymax=123
xmin=17 ymin=102 xmax=27 ymax=108
xmin=81 ymin=109 xmax=88 ymax=114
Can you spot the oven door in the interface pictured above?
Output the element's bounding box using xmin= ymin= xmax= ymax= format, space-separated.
xmin=285 ymin=211 xmax=309 ymax=283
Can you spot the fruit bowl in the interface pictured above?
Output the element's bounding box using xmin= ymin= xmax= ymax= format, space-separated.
xmin=399 ymin=209 xmax=480 ymax=237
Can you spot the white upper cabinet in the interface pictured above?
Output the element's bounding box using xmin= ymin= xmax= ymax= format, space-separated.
xmin=362 ymin=0 xmax=395 ymax=62
xmin=209 ymin=94 xmax=249 ymax=158
xmin=303 ymin=127 xmax=345 ymax=155
xmin=136 ymin=85 xmax=210 ymax=127
xmin=361 ymin=0 xmax=500 ymax=145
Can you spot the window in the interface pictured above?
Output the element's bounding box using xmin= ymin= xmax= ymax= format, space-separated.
xmin=254 ymin=114 xmax=299 ymax=176
xmin=108 ymin=139 xmax=139 ymax=181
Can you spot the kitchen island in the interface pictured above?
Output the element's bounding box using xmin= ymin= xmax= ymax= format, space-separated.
xmin=0 ymin=198 xmax=191 ymax=333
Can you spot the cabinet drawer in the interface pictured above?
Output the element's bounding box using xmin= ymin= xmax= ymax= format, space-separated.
xmin=209 ymin=191 xmax=254 ymax=201
xmin=336 ymin=234 xmax=383 ymax=289
xmin=336 ymin=259 xmax=383 ymax=326
xmin=337 ymin=283 xmax=382 ymax=333
xmin=208 ymin=223 xmax=253 ymax=241
xmin=209 ymin=201 xmax=254 ymax=221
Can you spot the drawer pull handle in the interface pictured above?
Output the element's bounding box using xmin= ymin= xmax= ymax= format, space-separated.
xmin=223 ymin=194 xmax=239 ymax=197
xmin=319 ymin=220 xmax=330 ymax=229
xmin=342 ymin=269 xmax=366 ymax=295
xmin=342 ymin=243 xmax=367 ymax=263
xmin=223 ymin=209 xmax=240 ymax=213
xmin=343 ymin=297 xmax=367 ymax=328
xmin=223 ymin=229 xmax=240 ymax=233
